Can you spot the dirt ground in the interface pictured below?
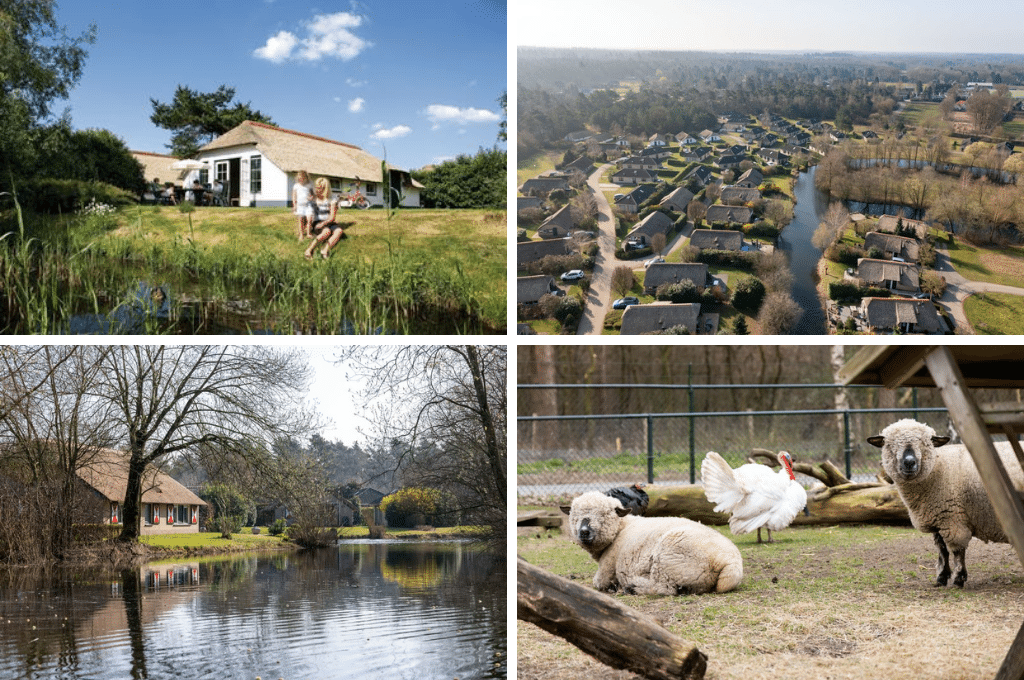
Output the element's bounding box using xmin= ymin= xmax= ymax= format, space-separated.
xmin=517 ymin=521 xmax=1024 ymax=680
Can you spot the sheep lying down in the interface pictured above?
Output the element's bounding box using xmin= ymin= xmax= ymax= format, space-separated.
xmin=561 ymin=491 xmax=743 ymax=595
xmin=869 ymin=418 xmax=1024 ymax=588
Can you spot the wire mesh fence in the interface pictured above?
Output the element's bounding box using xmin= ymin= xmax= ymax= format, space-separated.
xmin=517 ymin=383 xmax=956 ymax=499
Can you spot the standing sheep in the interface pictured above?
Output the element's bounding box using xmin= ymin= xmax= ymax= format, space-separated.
xmin=868 ymin=418 xmax=1024 ymax=588
xmin=560 ymin=491 xmax=743 ymax=595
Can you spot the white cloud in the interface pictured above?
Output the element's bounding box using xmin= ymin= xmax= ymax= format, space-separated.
xmin=253 ymin=31 xmax=299 ymax=63
xmin=370 ymin=124 xmax=412 ymax=140
xmin=425 ymin=104 xmax=500 ymax=129
xmin=254 ymin=12 xmax=372 ymax=63
xmin=348 ymin=97 xmax=365 ymax=113
xmin=346 ymin=78 xmax=368 ymax=87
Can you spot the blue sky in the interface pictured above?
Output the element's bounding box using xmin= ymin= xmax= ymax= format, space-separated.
xmin=515 ymin=0 xmax=1024 ymax=54
xmin=57 ymin=0 xmax=506 ymax=171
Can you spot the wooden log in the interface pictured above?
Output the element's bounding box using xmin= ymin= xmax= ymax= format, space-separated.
xmin=517 ymin=511 xmax=563 ymax=528
xmin=517 ymin=557 xmax=707 ymax=680
xmin=645 ymin=484 xmax=911 ymax=526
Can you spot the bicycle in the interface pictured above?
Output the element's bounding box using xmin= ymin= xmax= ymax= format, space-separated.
xmin=337 ymin=180 xmax=370 ymax=210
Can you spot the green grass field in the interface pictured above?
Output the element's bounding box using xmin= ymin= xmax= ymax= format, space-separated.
xmin=3 ymin=204 xmax=506 ymax=334
xmin=964 ymin=292 xmax=1024 ymax=334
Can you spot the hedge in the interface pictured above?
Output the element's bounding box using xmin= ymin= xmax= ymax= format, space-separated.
xmin=18 ymin=179 xmax=138 ymax=214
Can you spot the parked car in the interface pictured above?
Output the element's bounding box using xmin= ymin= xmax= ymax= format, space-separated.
xmin=561 ymin=269 xmax=585 ymax=282
xmin=643 ymin=256 xmax=664 ymax=268
xmin=612 ymin=296 xmax=639 ymax=309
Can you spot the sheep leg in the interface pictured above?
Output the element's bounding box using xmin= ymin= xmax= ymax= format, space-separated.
xmin=951 ymin=547 xmax=968 ymax=588
xmin=932 ymin=532 xmax=951 ymax=587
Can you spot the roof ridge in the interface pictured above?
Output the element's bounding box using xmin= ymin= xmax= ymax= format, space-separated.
xmin=243 ymin=120 xmax=363 ymax=151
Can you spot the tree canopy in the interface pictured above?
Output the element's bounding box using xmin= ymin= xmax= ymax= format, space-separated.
xmin=150 ymin=85 xmax=275 ymax=158
xmin=0 ymin=0 xmax=95 ymax=186
xmin=413 ymin=147 xmax=506 ymax=209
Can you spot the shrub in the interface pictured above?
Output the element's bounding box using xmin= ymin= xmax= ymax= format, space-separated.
xmin=656 ymin=280 xmax=700 ymax=303
xmin=824 ymin=243 xmax=866 ymax=267
xmin=269 ymin=518 xmax=288 ymax=536
xmin=732 ymin=277 xmax=767 ymax=313
xmin=19 ymin=178 xmax=138 ymax=214
xmin=381 ymin=487 xmax=442 ymax=528
xmin=554 ymin=296 xmax=583 ymax=326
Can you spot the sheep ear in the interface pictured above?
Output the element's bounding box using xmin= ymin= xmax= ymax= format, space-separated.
xmin=866 ymin=435 xmax=885 ymax=448
xmin=932 ymin=436 xmax=950 ymax=447
xmin=615 ymin=507 xmax=632 ymax=517
xmin=559 ymin=506 xmax=572 ymax=515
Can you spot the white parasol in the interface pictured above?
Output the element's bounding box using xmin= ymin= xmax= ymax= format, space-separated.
xmin=170 ymin=159 xmax=207 ymax=171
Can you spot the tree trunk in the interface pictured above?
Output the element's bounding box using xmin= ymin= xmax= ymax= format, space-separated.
xmin=517 ymin=557 xmax=707 ymax=680
xmin=118 ymin=452 xmax=147 ymax=542
xmin=645 ymin=484 xmax=911 ymax=527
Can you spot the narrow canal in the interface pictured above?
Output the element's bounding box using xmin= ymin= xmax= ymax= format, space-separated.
xmin=777 ymin=166 xmax=829 ymax=335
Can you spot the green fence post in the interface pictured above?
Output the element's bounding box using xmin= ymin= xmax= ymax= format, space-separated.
xmin=843 ymin=410 xmax=852 ymax=479
xmin=688 ymin=364 xmax=696 ymax=484
xmin=646 ymin=414 xmax=654 ymax=484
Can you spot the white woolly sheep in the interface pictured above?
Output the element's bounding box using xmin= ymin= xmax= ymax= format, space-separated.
xmin=560 ymin=491 xmax=743 ymax=595
xmin=868 ymin=418 xmax=1024 ymax=588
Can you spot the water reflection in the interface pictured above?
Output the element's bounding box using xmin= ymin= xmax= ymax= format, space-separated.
xmin=0 ymin=542 xmax=505 ymax=680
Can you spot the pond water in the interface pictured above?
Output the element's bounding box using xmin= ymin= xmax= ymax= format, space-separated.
xmin=777 ymin=166 xmax=828 ymax=334
xmin=0 ymin=541 xmax=506 ymax=680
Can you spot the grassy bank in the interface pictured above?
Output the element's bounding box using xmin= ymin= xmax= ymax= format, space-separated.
xmin=1 ymin=204 xmax=506 ymax=334
xmin=519 ymin=520 xmax=1024 ymax=680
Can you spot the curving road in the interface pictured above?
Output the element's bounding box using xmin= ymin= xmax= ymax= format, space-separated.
xmin=932 ymin=244 xmax=1024 ymax=333
xmin=576 ymin=164 xmax=616 ymax=335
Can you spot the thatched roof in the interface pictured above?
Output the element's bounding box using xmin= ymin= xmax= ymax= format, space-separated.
xmin=643 ymin=262 xmax=709 ymax=292
xmin=199 ymin=120 xmax=386 ymax=183
xmin=620 ymin=302 xmax=701 ymax=334
xmin=861 ymin=298 xmax=942 ymax=334
xmin=690 ymin=229 xmax=743 ymax=251
xmin=76 ymin=448 xmax=206 ymax=506
xmin=132 ymin=151 xmax=188 ymax=184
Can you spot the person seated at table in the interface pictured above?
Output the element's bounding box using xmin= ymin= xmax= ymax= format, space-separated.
xmin=162 ymin=182 xmax=177 ymax=205
xmin=189 ymin=178 xmax=205 ymax=205
xmin=304 ymin=177 xmax=346 ymax=260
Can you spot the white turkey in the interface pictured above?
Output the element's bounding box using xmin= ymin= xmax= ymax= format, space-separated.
xmin=701 ymin=450 xmax=807 ymax=543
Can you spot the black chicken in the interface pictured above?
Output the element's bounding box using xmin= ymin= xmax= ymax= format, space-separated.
xmin=603 ymin=483 xmax=649 ymax=516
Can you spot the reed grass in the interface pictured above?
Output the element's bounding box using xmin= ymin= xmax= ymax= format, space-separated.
xmin=0 ymin=204 xmax=506 ymax=334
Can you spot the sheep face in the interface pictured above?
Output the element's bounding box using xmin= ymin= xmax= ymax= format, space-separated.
xmin=867 ymin=418 xmax=950 ymax=483
xmin=560 ymin=491 xmax=631 ymax=552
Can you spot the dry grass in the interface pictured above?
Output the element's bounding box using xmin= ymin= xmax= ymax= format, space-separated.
xmin=518 ymin=522 xmax=1024 ymax=680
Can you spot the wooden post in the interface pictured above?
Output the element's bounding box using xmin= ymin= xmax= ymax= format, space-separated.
xmin=517 ymin=557 xmax=707 ymax=680
xmin=923 ymin=347 xmax=1024 ymax=680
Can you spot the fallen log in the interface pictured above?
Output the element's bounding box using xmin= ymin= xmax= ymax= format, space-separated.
xmin=517 ymin=557 xmax=707 ymax=680
xmin=645 ymin=483 xmax=911 ymax=526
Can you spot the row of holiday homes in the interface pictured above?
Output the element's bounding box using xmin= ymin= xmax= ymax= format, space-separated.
xmin=4 ymin=445 xmax=388 ymax=535
xmin=133 ymin=121 xmax=424 ymax=209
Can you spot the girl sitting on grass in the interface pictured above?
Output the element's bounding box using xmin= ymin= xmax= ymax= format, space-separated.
xmin=304 ymin=177 xmax=345 ymax=260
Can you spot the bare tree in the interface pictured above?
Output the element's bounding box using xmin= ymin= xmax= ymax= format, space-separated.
xmin=93 ymin=346 xmax=314 ymax=542
xmin=0 ymin=346 xmax=115 ymax=561
xmin=611 ymin=265 xmax=636 ymax=298
xmin=757 ymin=292 xmax=803 ymax=335
xmin=340 ymin=345 xmax=506 ymax=547
xmin=686 ymin=199 xmax=707 ymax=227
xmin=812 ymin=201 xmax=850 ymax=251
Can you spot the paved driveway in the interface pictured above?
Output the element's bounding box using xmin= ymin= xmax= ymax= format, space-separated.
xmin=576 ymin=164 xmax=615 ymax=335
xmin=933 ymin=244 xmax=1024 ymax=333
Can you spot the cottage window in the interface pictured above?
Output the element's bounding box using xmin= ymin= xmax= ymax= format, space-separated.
xmin=249 ymin=156 xmax=262 ymax=194
xmin=364 ymin=182 xmax=377 ymax=196
xmin=173 ymin=505 xmax=190 ymax=524
xmin=111 ymin=502 xmax=120 ymax=524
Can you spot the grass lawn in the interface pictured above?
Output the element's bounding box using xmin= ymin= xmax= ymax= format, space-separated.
xmin=518 ymin=149 xmax=565 ymax=188
xmin=518 ymin=521 xmax=1024 ymax=680
xmin=964 ymin=292 xmax=1024 ymax=334
xmin=142 ymin=531 xmax=290 ymax=551
xmin=944 ymin=238 xmax=1024 ymax=288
